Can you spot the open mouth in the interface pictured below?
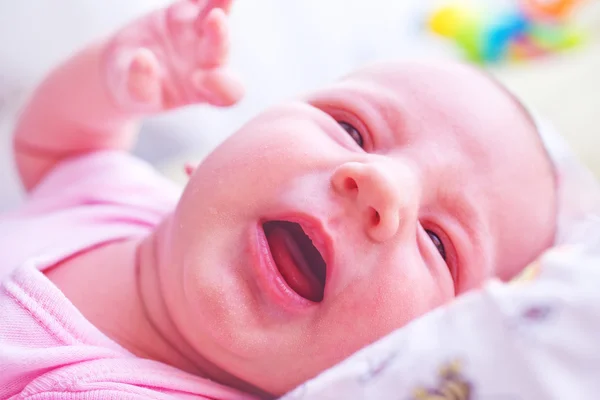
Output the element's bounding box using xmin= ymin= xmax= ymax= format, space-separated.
xmin=263 ymin=221 xmax=327 ymax=302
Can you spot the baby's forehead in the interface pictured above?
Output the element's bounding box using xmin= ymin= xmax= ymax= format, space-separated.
xmin=342 ymin=60 xmax=503 ymax=99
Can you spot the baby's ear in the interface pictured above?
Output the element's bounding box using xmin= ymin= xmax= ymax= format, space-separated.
xmin=184 ymin=162 xmax=198 ymax=177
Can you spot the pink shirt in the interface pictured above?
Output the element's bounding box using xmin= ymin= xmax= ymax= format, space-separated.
xmin=0 ymin=151 xmax=255 ymax=400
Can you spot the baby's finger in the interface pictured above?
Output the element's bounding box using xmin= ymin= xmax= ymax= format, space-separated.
xmin=126 ymin=48 xmax=162 ymax=108
xmin=196 ymin=8 xmax=229 ymax=69
xmin=196 ymin=0 xmax=233 ymax=22
xmin=193 ymin=68 xmax=244 ymax=107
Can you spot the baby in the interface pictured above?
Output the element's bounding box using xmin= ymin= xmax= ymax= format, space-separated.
xmin=0 ymin=0 xmax=557 ymax=399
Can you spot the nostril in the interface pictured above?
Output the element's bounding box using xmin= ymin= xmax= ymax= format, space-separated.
xmin=344 ymin=177 xmax=358 ymax=192
xmin=370 ymin=208 xmax=380 ymax=225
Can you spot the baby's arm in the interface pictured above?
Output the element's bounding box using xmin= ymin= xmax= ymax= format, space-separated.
xmin=13 ymin=0 xmax=242 ymax=191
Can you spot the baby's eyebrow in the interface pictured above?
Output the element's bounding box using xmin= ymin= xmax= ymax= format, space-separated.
xmin=320 ymin=81 xmax=408 ymax=138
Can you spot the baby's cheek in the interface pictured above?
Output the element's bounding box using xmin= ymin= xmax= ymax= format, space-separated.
xmin=343 ymin=271 xmax=441 ymax=335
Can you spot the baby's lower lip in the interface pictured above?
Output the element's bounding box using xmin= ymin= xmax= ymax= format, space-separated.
xmin=250 ymin=223 xmax=317 ymax=312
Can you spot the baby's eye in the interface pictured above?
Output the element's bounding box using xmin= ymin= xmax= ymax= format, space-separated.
xmin=426 ymin=230 xmax=446 ymax=261
xmin=338 ymin=121 xmax=364 ymax=148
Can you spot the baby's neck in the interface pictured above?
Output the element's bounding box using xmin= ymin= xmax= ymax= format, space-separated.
xmin=131 ymin=226 xmax=208 ymax=373
xmin=45 ymin=229 xmax=197 ymax=370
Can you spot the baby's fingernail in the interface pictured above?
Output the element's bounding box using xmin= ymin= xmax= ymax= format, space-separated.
xmin=212 ymin=0 xmax=233 ymax=14
xmin=129 ymin=49 xmax=154 ymax=75
xmin=184 ymin=162 xmax=197 ymax=177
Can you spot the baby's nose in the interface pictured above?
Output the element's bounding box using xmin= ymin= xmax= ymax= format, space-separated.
xmin=331 ymin=161 xmax=415 ymax=242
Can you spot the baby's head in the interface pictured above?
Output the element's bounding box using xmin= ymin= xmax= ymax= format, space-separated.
xmin=159 ymin=60 xmax=556 ymax=396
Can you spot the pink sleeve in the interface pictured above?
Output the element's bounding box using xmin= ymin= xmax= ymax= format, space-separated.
xmin=0 ymin=151 xmax=180 ymax=276
xmin=21 ymin=150 xmax=181 ymax=216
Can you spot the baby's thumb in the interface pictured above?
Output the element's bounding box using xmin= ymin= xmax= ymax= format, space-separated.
xmin=193 ymin=69 xmax=244 ymax=107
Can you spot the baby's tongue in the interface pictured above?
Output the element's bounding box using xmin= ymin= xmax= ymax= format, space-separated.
xmin=266 ymin=226 xmax=322 ymax=302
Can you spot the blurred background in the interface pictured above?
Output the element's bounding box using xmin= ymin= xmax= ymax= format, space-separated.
xmin=0 ymin=0 xmax=598 ymax=210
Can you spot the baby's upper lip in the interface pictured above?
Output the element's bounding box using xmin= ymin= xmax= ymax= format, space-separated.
xmin=267 ymin=212 xmax=335 ymax=297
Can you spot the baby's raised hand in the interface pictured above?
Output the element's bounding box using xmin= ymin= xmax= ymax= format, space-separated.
xmin=104 ymin=0 xmax=243 ymax=113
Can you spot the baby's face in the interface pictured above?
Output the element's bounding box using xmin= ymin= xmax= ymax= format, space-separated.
xmin=163 ymin=61 xmax=556 ymax=395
